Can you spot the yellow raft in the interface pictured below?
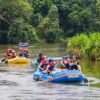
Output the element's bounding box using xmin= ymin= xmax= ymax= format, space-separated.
xmin=5 ymin=57 xmax=30 ymax=64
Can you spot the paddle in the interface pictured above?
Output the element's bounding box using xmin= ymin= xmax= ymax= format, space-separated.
xmin=0 ymin=58 xmax=8 ymax=64
xmin=0 ymin=60 xmax=4 ymax=64
xmin=80 ymin=71 xmax=88 ymax=83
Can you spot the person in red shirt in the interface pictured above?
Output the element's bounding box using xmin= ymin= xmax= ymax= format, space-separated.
xmin=38 ymin=55 xmax=48 ymax=71
xmin=46 ymin=59 xmax=56 ymax=75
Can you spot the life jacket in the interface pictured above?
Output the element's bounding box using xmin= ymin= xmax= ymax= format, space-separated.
xmin=23 ymin=49 xmax=28 ymax=54
xmin=63 ymin=60 xmax=70 ymax=69
xmin=47 ymin=62 xmax=55 ymax=71
xmin=37 ymin=57 xmax=43 ymax=63
xmin=7 ymin=50 xmax=16 ymax=58
xmin=41 ymin=60 xmax=48 ymax=69
xmin=70 ymin=64 xmax=78 ymax=70
xmin=7 ymin=52 xmax=13 ymax=56
xmin=12 ymin=51 xmax=16 ymax=58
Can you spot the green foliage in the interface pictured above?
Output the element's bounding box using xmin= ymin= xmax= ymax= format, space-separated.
xmin=8 ymin=20 xmax=38 ymax=44
xmin=32 ymin=0 xmax=53 ymax=16
xmin=0 ymin=0 xmax=33 ymax=21
xmin=96 ymin=0 xmax=100 ymax=17
xmin=88 ymin=33 xmax=100 ymax=60
xmin=45 ymin=29 xmax=56 ymax=43
xmin=67 ymin=33 xmax=100 ymax=60
xmin=32 ymin=13 xmax=42 ymax=27
xmin=36 ymin=4 xmax=60 ymax=42
xmin=0 ymin=0 xmax=100 ymax=44
xmin=68 ymin=11 xmax=80 ymax=25
xmin=90 ymin=19 xmax=100 ymax=32
xmin=68 ymin=34 xmax=90 ymax=49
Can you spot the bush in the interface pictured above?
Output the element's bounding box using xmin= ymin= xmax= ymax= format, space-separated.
xmin=67 ymin=34 xmax=90 ymax=57
xmin=88 ymin=33 xmax=100 ymax=60
xmin=67 ymin=33 xmax=100 ymax=60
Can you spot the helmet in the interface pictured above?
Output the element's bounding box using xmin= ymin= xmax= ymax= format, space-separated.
xmin=48 ymin=58 xmax=54 ymax=62
xmin=63 ymin=55 xmax=70 ymax=59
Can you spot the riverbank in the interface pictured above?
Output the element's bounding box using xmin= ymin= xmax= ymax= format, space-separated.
xmin=66 ymin=33 xmax=100 ymax=61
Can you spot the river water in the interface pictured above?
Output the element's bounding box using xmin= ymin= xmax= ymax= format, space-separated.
xmin=0 ymin=44 xmax=100 ymax=100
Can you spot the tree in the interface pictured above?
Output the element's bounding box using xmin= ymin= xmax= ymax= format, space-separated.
xmin=96 ymin=0 xmax=100 ymax=17
xmin=80 ymin=7 xmax=92 ymax=31
xmin=0 ymin=0 xmax=33 ymax=44
xmin=32 ymin=0 xmax=53 ymax=16
xmin=8 ymin=20 xmax=38 ymax=44
xmin=36 ymin=4 xmax=64 ymax=42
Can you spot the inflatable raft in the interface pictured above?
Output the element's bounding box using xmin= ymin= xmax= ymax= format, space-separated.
xmin=33 ymin=68 xmax=85 ymax=83
xmin=5 ymin=57 xmax=30 ymax=64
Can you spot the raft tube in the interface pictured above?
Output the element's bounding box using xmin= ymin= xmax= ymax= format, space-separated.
xmin=33 ymin=69 xmax=85 ymax=83
xmin=5 ymin=57 xmax=30 ymax=64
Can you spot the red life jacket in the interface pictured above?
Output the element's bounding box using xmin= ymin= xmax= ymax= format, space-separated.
xmin=48 ymin=62 xmax=55 ymax=66
xmin=7 ymin=51 xmax=16 ymax=58
xmin=40 ymin=60 xmax=48 ymax=69
xmin=47 ymin=62 xmax=55 ymax=72
xmin=7 ymin=52 xmax=13 ymax=56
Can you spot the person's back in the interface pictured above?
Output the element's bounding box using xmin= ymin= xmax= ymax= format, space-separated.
xmin=23 ymin=49 xmax=29 ymax=58
xmin=19 ymin=40 xmax=29 ymax=58
xmin=19 ymin=41 xmax=29 ymax=50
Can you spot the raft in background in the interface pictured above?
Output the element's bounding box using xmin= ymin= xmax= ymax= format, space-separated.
xmin=4 ymin=57 xmax=30 ymax=64
xmin=33 ymin=68 xmax=85 ymax=83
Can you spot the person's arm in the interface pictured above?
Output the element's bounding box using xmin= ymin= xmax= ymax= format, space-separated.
xmin=69 ymin=62 xmax=73 ymax=66
xmin=77 ymin=64 xmax=81 ymax=71
xmin=46 ymin=65 xmax=51 ymax=73
xmin=38 ymin=62 xmax=44 ymax=70
xmin=75 ymin=61 xmax=81 ymax=71
xmin=60 ymin=61 xmax=65 ymax=68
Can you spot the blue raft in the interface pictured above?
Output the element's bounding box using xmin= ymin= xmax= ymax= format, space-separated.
xmin=33 ymin=68 xmax=85 ymax=83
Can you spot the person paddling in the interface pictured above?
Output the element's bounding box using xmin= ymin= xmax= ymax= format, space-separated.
xmin=69 ymin=56 xmax=81 ymax=71
xmin=5 ymin=48 xmax=16 ymax=59
xmin=61 ymin=56 xmax=71 ymax=70
xmin=37 ymin=53 xmax=44 ymax=64
xmin=45 ymin=59 xmax=56 ymax=75
xmin=38 ymin=55 xmax=48 ymax=71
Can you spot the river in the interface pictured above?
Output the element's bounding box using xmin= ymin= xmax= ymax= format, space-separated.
xmin=0 ymin=44 xmax=100 ymax=100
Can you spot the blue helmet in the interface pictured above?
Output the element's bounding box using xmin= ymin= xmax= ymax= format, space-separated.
xmin=63 ymin=56 xmax=67 ymax=59
xmin=48 ymin=58 xmax=54 ymax=62
xmin=63 ymin=55 xmax=70 ymax=59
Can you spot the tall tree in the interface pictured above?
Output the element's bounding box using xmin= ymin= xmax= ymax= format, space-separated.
xmin=0 ymin=0 xmax=36 ymax=43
